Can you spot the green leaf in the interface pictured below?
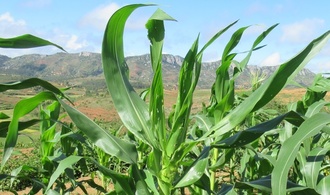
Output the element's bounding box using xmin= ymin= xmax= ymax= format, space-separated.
xmin=203 ymin=30 xmax=330 ymax=140
xmin=234 ymin=24 xmax=278 ymax=78
xmin=102 ymin=4 xmax=156 ymax=147
xmin=45 ymin=156 xmax=82 ymax=192
xmin=0 ymin=34 xmax=65 ymax=51
xmin=197 ymin=20 xmax=238 ymax=57
xmin=0 ymin=119 xmax=40 ymax=137
xmin=0 ymin=112 xmax=10 ymax=119
xmin=302 ymin=146 xmax=330 ymax=188
xmin=167 ymin=36 xmax=199 ymax=156
xmin=174 ymin=146 xmax=210 ymax=188
xmin=1 ymin=91 xmax=57 ymax=170
xmin=305 ymin=100 xmax=329 ymax=117
xmin=252 ymin=31 xmax=330 ymax=111
xmin=272 ymin=112 xmax=330 ymax=195
xmin=212 ymin=111 xmax=303 ymax=148
xmin=58 ymin=98 xmax=138 ymax=164
xmin=316 ymin=175 xmax=330 ymax=195
xmin=0 ymin=78 xmax=71 ymax=102
xmin=146 ymin=8 xmax=175 ymax=151
xmin=89 ymin=158 xmax=134 ymax=195
xmin=131 ymin=164 xmax=152 ymax=195
xmin=235 ymin=175 xmax=319 ymax=194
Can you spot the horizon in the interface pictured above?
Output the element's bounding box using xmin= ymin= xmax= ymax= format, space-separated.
xmin=0 ymin=1 xmax=330 ymax=73
xmin=0 ymin=51 xmax=317 ymax=73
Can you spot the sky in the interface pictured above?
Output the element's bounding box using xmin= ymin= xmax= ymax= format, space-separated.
xmin=0 ymin=0 xmax=330 ymax=73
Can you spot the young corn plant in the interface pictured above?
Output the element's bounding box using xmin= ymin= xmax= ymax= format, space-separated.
xmin=0 ymin=35 xmax=92 ymax=194
xmin=2 ymin=3 xmax=329 ymax=194
xmin=57 ymin=3 xmax=330 ymax=194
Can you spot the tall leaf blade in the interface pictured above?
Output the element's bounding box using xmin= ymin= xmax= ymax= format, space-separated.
xmin=146 ymin=8 xmax=175 ymax=150
xmin=271 ymin=112 xmax=330 ymax=195
xmin=167 ymin=37 xmax=199 ymax=156
xmin=102 ymin=4 xmax=156 ymax=147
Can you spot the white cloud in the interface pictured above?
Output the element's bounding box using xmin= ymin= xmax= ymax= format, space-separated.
xmin=80 ymin=2 xmax=148 ymax=31
xmin=0 ymin=12 xmax=27 ymax=36
xmin=80 ymin=3 xmax=120 ymax=30
xmin=309 ymin=61 xmax=330 ymax=73
xmin=260 ymin=52 xmax=281 ymax=66
xmin=281 ymin=18 xmax=325 ymax=43
xmin=65 ymin=35 xmax=87 ymax=50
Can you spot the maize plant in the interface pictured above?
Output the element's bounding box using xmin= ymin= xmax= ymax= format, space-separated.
xmin=1 ymin=3 xmax=330 ymax=195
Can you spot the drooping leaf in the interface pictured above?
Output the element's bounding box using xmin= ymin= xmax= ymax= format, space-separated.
xmin=58 ymin=98 xmax=138 ymax=164
xmin=0 ymin=78 xmax=71 ymax=102
xmin=235 ymin=175 xmax=319 ymax=194
xmin=0 ymin=34 xmax=65 ymax=51
xmin=0 ymin=119 xmax=40 ymax=137
xmin=213 ymin=111 xmax=304 ymax=148
xmin=89 ymin=158 xmax=134 ymax=195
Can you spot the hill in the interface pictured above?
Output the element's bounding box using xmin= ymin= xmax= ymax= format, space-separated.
xmin=0 ymin=52 xmax=315 ymax=90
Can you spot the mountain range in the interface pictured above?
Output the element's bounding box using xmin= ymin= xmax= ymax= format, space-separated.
xmin=0 ymin=52 xmax=316 ymax=90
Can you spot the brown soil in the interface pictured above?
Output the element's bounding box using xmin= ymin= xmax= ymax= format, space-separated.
xmin=1 ymin=177 xmax=107 ymax=195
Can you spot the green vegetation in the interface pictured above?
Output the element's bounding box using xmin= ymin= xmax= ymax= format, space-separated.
xmin=1 ymin=3 xmax=330 ymax=195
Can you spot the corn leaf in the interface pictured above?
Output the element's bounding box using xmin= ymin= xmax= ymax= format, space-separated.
xmin=0 ymin=112 xmax=10 ymax=119
xmin=234 ymin=24 xmax=278 ymax=78
xmin=102 ymin=4 xmax=156 ymax=147
xmin=0 ymin=78 xmax=71 ymax=102
xmin=316 ymin=175 xmax=330 ymax=195
xmin=58 ymin=98 xmax=138 ymax=164
xmin=204 ymin=30 xmax=330 ymax=140
xmin=302 ymin=146 xmax=330 ymax=188
xmin=1 ymin=91 xmax=57 ymax=170
xmin=45 ymin=155 xmax=82 ymax=192
xmin=174 ymin=146 xmax=210 ymax=188
xmin=234 ymin=175 xmax=318 ymax=194
xmin=0 ymin=34 xmax=65 ymax=51
xmin=198 ymin=20 xmax=238 ymax=57
xmin=272 ymin=112 xmax=330 ymax=195
xmin=167 ymin=37 xmax=199 ymax=156
xmin=146 ymin=8 xmax=175 ymax=150
xmin=0 ymin=119 xmax=40 ymax=137
xmin=89 ymin=158 xmax=134 ymax=195
xmin=213 ymin=111 xmax=304 ymax=148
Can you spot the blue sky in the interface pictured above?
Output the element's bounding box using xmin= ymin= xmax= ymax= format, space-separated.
xmin=0 ymin=0 xmax=329 ymax=73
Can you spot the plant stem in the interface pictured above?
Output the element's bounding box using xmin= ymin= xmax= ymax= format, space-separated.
xmin=210 ymin=148 xmax=219 ymax=193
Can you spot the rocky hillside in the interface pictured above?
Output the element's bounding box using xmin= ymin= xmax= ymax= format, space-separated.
xmin=0 ymin=52 xmax=316 ymax=89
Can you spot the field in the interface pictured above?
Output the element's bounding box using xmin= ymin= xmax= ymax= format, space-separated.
xmin=1 ymin=3 xmax=330 ymax=194
xmin=0 ymin=86 xmax=312 ymax=194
